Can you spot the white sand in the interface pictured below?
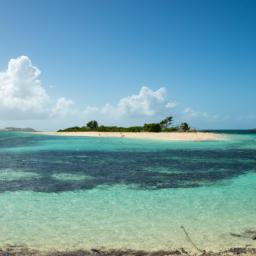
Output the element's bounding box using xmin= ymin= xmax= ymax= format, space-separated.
xmin=34 ymin=131 xmax=226 ymax=141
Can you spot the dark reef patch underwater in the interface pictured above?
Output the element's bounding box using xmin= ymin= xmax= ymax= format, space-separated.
xmin=0 ymin=131 xmax=256 ymax=192
xmin=0 ymin=148 xmax=256 ymax=192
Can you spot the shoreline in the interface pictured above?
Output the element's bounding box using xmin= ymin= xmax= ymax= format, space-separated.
xmin=33 ymin=131 xmax=226 ymax=141
xmin=0 ymin=245 xmax=255 ymax=256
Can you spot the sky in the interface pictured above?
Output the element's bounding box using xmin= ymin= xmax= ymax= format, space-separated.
xmin=0 ymin=0 xmax=255 ymax=130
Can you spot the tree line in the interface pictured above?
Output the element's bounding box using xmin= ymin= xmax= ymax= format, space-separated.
xmin=58 ymin=116 xmax=191 ymax=133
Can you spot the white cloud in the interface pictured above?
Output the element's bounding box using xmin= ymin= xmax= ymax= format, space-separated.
xmin=0 ymin=56 xmax=50 ymax=119
xmin=166 ymin=101 xmax=177 ymax=109
xmin=0 ymin=56 xmax=76 ymax=121
xmin=51 ymin=97 xmax=75 ymax=118
xmin=117 ymin=87 xmax=164 ymax=116
xmin=83 ymin=106 xmax=99 ymax=115
xmin=84 ymin=86 xmax=177 ymax=121
xmin=183 ymin=107 xmax=219 ymax=120
xmin=115 ymin=87 xmax=168 ymax=117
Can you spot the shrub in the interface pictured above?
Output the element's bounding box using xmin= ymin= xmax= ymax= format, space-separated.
xmin=163 ymin=126 xmax=179 ymax=132
xmin=143 ymin=123 xmax=162 ymax=132
xmin=86 ymin=120 xmax=98 ymax=130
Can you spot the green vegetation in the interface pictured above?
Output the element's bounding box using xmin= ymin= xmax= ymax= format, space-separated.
xmin=160 ymin=116 xmax=173 ymax=129
xmin=58 ymin=116 xmax=192 ymax=133
xmin=86 ymin=120 xmax=98 ymax=130
xmin=179 ymin=122 xmax=190 ymax=132
xmin=162 ymin=126 xmax=179 ymax=132
xmin=95 ymin=125 xmax=143 ymax=132
xmin=58 ymin=126 xmax=90 ymax=132
xmin=143 ymin=123 xmax=162 ymax=132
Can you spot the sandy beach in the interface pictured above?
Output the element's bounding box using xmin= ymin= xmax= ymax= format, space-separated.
xmin=34 ymin=131 xmax=226 ymax=141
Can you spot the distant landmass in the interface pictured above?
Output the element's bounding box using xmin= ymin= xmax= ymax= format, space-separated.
xmin=0 ymin=127 xmax=37 ymax=132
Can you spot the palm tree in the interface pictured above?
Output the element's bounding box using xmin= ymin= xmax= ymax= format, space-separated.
xmin=160 ymin=116 xmax=173 ymax=129
xmin=180 ymin=122 xmax=190 ymax=132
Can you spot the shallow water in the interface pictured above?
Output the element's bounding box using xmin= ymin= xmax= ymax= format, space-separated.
xmin=0 ymin=131 xmax=256 ymax=252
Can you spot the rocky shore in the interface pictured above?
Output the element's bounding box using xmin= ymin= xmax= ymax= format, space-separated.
xmin=1 ymin=246 xmax=256 ymax=256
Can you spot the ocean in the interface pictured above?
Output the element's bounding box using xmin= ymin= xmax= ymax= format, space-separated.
xmin=0 ymin=131 xmax=255 ymax=253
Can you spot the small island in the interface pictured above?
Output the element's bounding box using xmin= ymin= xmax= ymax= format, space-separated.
xmin=36 ymin=116 xmax=225 ymax=141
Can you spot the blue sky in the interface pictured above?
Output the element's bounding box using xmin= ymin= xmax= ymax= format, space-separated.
xmin=0 ymin=0 xmax=255 ymax=130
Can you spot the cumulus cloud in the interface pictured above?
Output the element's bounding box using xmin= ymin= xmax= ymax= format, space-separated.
xmin=116 ymin=87 xmax=167 ymax=116
xmin=51 ymin=97 xmax=75 ymax=118
xmin=183 ymin=107 xmax=219 ymax=120
xmin=165 ymin=101 xmax=177 ymax=109
xmin=83 ymin=106 xmax=99 ymax=115
xmin=84 ymin=86 xmax=177 ymax=120
xmin=0 ymin=56 xmax=50 ymax=119
xmin=0 ymin=56 xmax=76 ymax=121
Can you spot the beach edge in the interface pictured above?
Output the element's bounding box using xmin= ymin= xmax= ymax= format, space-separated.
xmin=32 ymin=131 xmax=227 ymax=141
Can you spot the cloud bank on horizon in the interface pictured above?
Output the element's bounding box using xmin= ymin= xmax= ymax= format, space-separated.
xmin=0 ymin=56 xmax=220 ymax=129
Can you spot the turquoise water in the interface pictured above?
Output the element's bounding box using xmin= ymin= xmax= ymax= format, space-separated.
xmin=0 ymin=132 xmax=256 ymax=252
